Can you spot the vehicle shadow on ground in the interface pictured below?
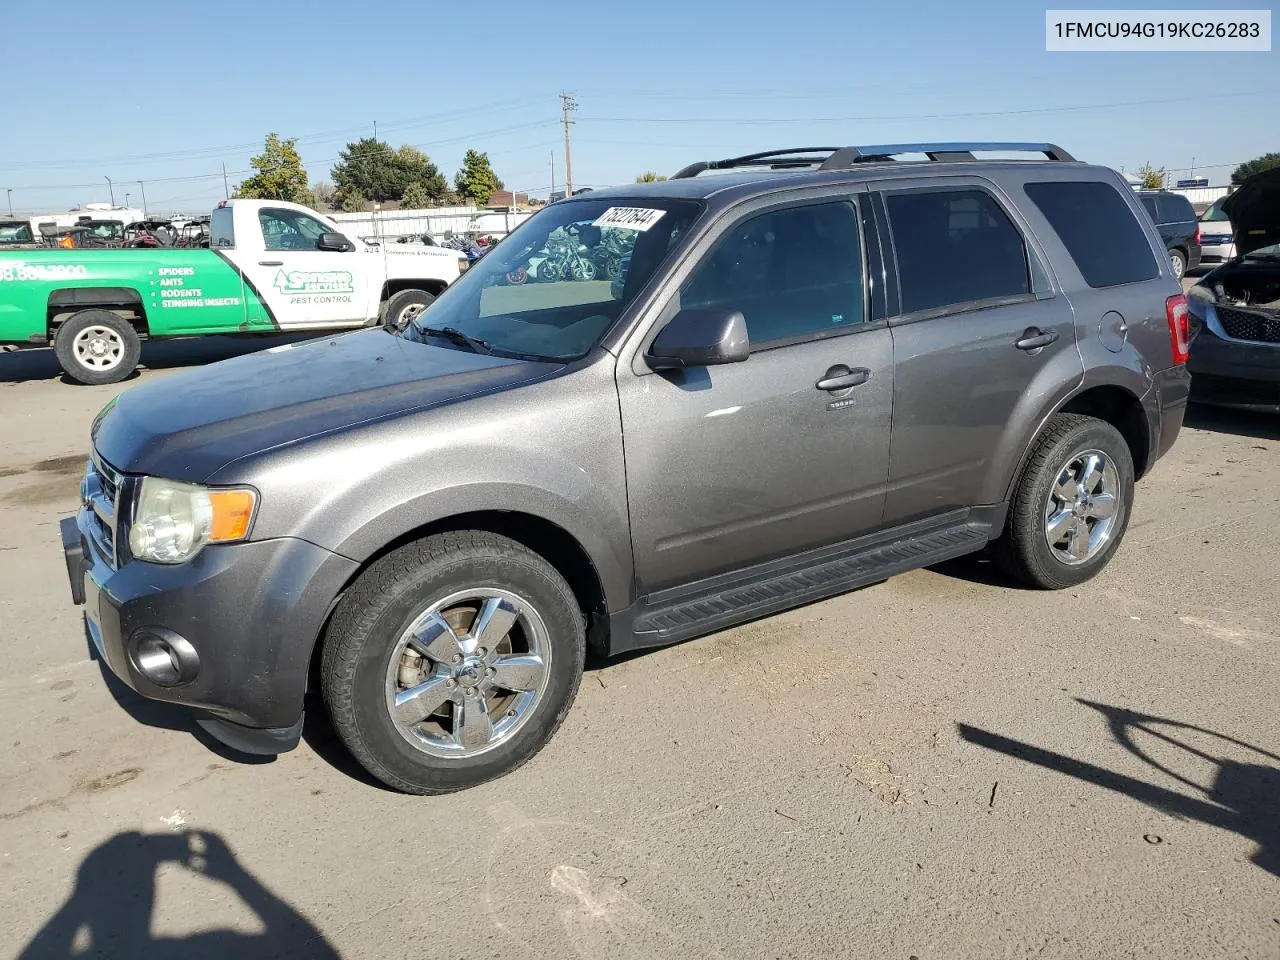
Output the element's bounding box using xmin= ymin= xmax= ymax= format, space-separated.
xmin=91 ymin=639 xmax=274 ymax=768
xmin=958 ymin=700 xmax=1280 ymax=878
xmin=0 ymin=334 xmax=315 ymax=384
xmin=1183 ymin=403 xmax=1280 ymax=441
xmin=16 ymin=829 xmax=339 ymax=959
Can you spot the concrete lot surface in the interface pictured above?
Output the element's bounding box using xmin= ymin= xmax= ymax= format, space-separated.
xmin=1 ymin=328 xmax=1277 ymax=960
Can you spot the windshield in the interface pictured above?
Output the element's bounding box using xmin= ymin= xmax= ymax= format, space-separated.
xmin=1244 ymin=243 xmax=1280 ymax=259
xmin=0 ymin=222 xmax=33 ymax=243
xmin=1200 ymin=198 xmax=1230 ymax=223
xmin=406 ymin=197 xmax=703 ymax=361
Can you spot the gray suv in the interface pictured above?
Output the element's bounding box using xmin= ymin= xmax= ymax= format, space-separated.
xmin=60 ymin=142 xmax=1191 ymax=794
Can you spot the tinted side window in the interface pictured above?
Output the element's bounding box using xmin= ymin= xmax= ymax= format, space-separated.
xmin=1139 ymin=195 xmax=1160 ymax=222
xmin=680 ymin=201 xmax=864 ymax=346
xmin=1158 ymin=194 xmax=1194 ymax=224
xmin=886 ymin=188 xmax=1030 ymax=314
xmin=1024 ymin=181 xmax=1159 ymax=288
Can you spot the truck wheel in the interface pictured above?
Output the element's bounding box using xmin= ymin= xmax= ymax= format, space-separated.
xmin=54 ymin=310 xmax=141 ymax=385
xmin=383 ymin=289 xmax=435 ymax=333
xmin=320 ymin=531 xmax=586 ymax=794
xmin=993 ymin=413 xmax=1134 ymax=590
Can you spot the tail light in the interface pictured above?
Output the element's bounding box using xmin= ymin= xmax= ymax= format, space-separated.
xmin=1166 ymin=294 xmax=1190 ymax=364
xmin=1195 ymin=222 xmax=1201 ymax=244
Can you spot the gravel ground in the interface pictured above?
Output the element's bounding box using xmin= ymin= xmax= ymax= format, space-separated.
xmin=1 ymin=314 xmax=1277 ymax=960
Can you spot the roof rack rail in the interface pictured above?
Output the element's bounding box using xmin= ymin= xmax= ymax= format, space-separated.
xmin=669 ymin=142 xmax=1075 ymax=179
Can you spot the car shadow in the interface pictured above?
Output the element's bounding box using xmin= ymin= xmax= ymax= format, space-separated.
xmin=92 ymin=651 xmax=275 ymax=767
xmin=0 ymin=334 xmax=316 ymax=385
xmin=957 ymin=700 xmax=1279 ymax=878
xmin=1183 ymin=403 xmax=1280 ymax=441
xmin=16 ymin=829 xmax=339 ymax=959
xmin=927 ymin=549 xmax=1032 ymax=589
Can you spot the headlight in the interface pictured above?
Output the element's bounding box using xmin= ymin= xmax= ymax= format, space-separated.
xmin=1186 ymin=283 xmax=1212 ymax=319
xmin=128 ymin=477 xmax=257 ymax=564
xmin=457 ymin=255 xmax=470 ymax=273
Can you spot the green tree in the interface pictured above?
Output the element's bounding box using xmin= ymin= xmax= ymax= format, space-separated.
xmin=339 ymin=190 xmax=371 ymax=213
xmin=235 ymin=133 xmax=312 ymax=203
xmin=331 ymin=138 xmax=447 ymax=203
xmin=635 ymin=171 xmax=667 ymax=183
xmin=400 ymin=182 xmax=435 ymax=210
xmin=1231 ymin=152 xmax=1280 ymax=185
xmin=454 ymin=149 xmax=504 ymax=206
xmin=1135 ymin=163 xmax=1166 ymax=190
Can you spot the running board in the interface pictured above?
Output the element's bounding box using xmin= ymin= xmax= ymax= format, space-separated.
xmin=615 ymin=506 xmax=1003 ymax=653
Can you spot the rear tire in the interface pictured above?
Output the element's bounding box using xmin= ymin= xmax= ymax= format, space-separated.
xmin=1170 ymin=249 xmax=1186 ymax=280
xmin=320 ymin=531 xmax=586 ymax=794
xmin=53 ymin=310 xmax=141 ymax=385
xmin=993 ymin=413 xmax=1134 ymax=590
xmin=383 ymin=289 xmax=435 ymax=333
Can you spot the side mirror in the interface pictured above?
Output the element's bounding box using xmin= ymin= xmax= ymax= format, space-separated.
xmin=645 ymin=308 xmax=750 ymax=372
xmin=317 ymin=231 xmax=355 ymax=252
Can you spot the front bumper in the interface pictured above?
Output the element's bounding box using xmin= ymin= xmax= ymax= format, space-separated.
xmin=1188 ymin=325 xmax=1280 ymax=412
xmin=60 ymin=510 xmax=357 ymax=754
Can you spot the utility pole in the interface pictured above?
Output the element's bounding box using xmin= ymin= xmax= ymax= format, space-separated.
xmin=222 ymin=163 xmax=230 ymax=199
xmin=1190 ymin=156 xmax=1196 ymax=180
xmin=125 ymin=192 xmax=131 ymax=209
xmin=5 ymin=189 xmax=12 ymax=217
xmin=138 ymin=180 xmax=148 ymax=216
xmin=105 ymin=176 xmax=115 ymax=206
xmin=373 ymin=120 xmax=377 ymax=140
xmin=560 ymin=92 xmax=576 ymax=196
xmin=550 ymin=149 xmax=555 ymax=201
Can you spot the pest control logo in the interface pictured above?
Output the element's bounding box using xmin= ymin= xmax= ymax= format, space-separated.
xmin=273 ymin=269 xmax=353 ymax=294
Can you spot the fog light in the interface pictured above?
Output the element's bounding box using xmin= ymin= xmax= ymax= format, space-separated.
xmin=129 ymin=628 xmax=199 ymax=687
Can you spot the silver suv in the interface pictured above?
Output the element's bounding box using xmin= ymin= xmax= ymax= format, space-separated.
xmin=60 ymin=142 xmax=1192 ymax=793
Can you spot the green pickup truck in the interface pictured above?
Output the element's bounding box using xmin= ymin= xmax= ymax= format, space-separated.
xmin=0 ymin=199 xmax=467 ymax=384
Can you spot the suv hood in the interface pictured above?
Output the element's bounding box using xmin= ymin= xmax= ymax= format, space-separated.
xmin=91 ymin=329 xmax=559 ymax=482
xmin=1222 ymin=167 xmax=1280 ymax=256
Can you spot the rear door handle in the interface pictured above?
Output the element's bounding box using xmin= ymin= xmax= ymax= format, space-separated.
xmin=815 ymin=367 xmax=871 ymax=391
xmin=1014 ymin=328 xmax=1060 ymax=351
xmin=259 ymin=260 xmax=284 ymax=266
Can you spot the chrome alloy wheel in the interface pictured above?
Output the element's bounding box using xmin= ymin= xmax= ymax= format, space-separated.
xmin=1043 ymin=449 xmax=1121 ymax=565
xmin=385 ymin=589 xmax=551 ymax=758
xmin=72 ymin=325 xmax=126 ymax=371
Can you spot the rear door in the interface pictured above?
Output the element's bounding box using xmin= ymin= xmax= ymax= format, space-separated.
xmin=876 ymin=178 xmax=1083 ymax=525
xmin=616 ymin=192 xmax=894 ymax=594
xmin=232 ymin=206 xmax=371 ymax=329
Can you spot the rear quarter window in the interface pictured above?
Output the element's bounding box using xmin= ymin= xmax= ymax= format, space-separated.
xmin=1158 ymin=194 xmax=1195 ymax=224
xmin=1024 ymin=181 xmax=1159 ymax=288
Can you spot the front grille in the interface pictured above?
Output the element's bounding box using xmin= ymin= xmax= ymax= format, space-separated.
xmin=1217 ymin=305 xmax=1280 ymax=344
xmin=84 ymin=452 xmax=123 ymax=568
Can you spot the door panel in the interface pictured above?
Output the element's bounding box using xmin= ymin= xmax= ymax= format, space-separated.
xmin=618 ymin=333 xmax=893 ymax=594
xmin=235 ymin=206 xmax=370 ymax=328
xmin=617 ymin=196 xmax=892 ymax=595
xmin=877 ymin=181 xmax=1083 ymax=524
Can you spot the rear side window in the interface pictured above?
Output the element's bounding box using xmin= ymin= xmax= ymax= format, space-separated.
xmin=1139 ymin=195 xmax=1160 ymax=222
xmin=680 ymin=200 xmax=865 ymax=346
xmin=886 ymin=188 xmax=1030 ymax=314
xmin=1024 ymin=181 xmax=1159 ymax=288
xmin=1158 ymin=193 xmax=1194 ymax=224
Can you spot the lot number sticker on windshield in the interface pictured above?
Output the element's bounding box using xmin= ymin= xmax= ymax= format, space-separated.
xmin=591 ymin=207 xmax=666 ymax=231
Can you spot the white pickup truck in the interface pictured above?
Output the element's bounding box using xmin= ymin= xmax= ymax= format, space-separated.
xmin=0 ymin=198 xmax=469 ymax=383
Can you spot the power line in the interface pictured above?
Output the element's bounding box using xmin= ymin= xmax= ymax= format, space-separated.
xmin=577 ymin=89 xmax=1279 ymax=125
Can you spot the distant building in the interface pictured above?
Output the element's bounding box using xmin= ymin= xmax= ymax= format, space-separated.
xmin=485 ymin=190 xmax=529 ymax=210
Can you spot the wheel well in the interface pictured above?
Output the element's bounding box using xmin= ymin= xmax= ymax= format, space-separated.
xmin=1059 ymin=385 xmax=1150 ymax=478
xmin=47 ymin=288 xmax=150 ymax=338
xmin=307 ymin=511 xmax=609 ymax=692
xmin=380 ymin=279 xmax=448 ymax=303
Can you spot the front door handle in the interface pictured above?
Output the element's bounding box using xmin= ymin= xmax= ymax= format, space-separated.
xmin=815 ymin=366 xmax=871 ymax=391
xmin=259 ymin=260 xmax=284 ymax=266
xmin=1014 ymin=327 xmax=1060 ymax=351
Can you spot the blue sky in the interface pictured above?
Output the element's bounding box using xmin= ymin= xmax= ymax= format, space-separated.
xmin=3 ymin=0 xmax=1275 ymax=214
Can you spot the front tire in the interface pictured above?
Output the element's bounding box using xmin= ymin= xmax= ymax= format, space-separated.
xmin=994 ymin=413 xmax=1134 ymax=590
xmin=54 ymin=310 xmax=141 ymax=385
xmin=383 ymin=288 xmax=435 ymax=334
xmin=320 ymin=531 xmax=586 ymax=794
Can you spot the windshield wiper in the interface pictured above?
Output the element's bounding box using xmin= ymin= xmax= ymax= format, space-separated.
xmin=419 ymin=325 xmax=494 ymax=355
